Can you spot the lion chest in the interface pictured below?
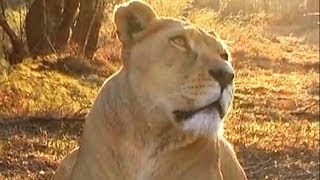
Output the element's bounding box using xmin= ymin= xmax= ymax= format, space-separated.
xmin=122 ymin=148 xmax=222 ymax=180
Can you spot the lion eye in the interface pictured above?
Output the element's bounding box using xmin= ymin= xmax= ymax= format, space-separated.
xmin=220 ymin=52 xmax=229 ymax=61
xmin=170 ymin=36 xmax=187 ymax=51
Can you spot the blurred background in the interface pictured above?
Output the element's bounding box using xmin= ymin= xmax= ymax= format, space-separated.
xmin=0 ymin=0 xmax=319 ymax=64
xmin=0 ymin=0 xmax=319 ymax=179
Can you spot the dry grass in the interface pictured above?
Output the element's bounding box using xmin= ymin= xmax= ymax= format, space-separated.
xmin=0 ymin=1 xmax=319 ymax=179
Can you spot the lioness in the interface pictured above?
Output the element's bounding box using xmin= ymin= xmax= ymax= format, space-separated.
xmin=53 ymin=1 xmax=247 ymax=179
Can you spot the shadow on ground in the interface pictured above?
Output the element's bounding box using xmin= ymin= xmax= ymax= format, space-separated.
xmin=233 ymin=50 xmax=319 ymax=74
xmin=0 ymin=118 xmax=83 ymax=179
xmin=237 ymin=143 xmax=319 ymax=179
xmin=0 ymin=118 xmax=318 ymax=180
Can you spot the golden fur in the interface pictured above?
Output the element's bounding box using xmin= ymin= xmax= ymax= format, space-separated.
xmin=53 ymin=1 xmax=247 ymax=179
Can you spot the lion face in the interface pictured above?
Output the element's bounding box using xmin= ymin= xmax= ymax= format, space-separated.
xmin=114 ymin=1 xmax=234 ymax=137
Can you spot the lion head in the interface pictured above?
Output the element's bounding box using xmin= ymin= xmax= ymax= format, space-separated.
xmin=114 ymin=0 xmax=235 ymax=138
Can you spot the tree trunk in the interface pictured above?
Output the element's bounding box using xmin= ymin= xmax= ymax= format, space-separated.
xmin=71 ymin=0 xmax=106 ymax=59
xmin=305 ymin=0 xmax=320 ymax=13
xmin=0 ymin=0 xmax=25 ymax=64
xmin=262 ymin=0 xmax=269 ymax=13
xmin=55 ymin=0 xmax=80 ymax=50
xmin=25 ymin=0 xmax=63 ymax=56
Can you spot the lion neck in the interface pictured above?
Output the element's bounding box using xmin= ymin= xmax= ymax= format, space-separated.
xmin=101 ymin=69 xmax=210 ymax=156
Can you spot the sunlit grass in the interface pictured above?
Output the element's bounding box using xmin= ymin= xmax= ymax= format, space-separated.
xmin=0 ymin=58 xmax=104 ymax=117
xmin=0 ymin=0 xmax=319 ymax=179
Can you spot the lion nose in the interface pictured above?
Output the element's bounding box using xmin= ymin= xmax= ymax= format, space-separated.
xmin=208 ymin=68 xmax=234 ymax=88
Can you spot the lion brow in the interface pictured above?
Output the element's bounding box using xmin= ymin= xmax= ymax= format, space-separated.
xmin=135 ymin=19 xmax=185 ymax=43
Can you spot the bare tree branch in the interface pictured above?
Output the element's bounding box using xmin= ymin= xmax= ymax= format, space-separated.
xmin=0 ymin=0 xmax=26 ymax=64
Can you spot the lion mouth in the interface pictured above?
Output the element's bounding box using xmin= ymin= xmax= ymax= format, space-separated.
xmin=173 ymin=100 xmax=224 ymax=122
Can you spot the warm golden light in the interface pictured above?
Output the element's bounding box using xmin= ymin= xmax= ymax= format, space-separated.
xmin=0 ymin=0 xmax=319 ymax=179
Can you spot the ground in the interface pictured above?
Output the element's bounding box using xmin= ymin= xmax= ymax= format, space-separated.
xmin=0 ymin=2 xmax=319 ymax=180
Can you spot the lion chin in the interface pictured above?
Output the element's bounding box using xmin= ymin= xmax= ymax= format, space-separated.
xmin=173 ymin=99 xmax=223 ymax=137
xmin=183 ymin=107 xmax=223 ymax=137
xmin=173 ymin=83 xmax=234 ymax=138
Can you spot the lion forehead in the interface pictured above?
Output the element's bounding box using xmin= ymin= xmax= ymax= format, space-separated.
xmin=133 ymin=19 xmax=185 ymax=42
xmin=135 ymin=17 xmax=226 ymax=55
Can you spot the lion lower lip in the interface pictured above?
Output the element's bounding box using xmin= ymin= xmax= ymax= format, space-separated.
xmin=173 ymin=101 xmax=223 ymax=122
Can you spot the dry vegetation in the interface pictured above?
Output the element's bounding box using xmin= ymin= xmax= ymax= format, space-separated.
xmin=0 ymin=0 xmax=319 ymax=179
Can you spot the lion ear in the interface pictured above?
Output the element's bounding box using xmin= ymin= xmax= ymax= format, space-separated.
xmin=113 ymin=0 xmax=157 ymax=44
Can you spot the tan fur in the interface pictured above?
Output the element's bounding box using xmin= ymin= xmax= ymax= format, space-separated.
xmin=53 ymin=1 xmax=247 ymax=179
